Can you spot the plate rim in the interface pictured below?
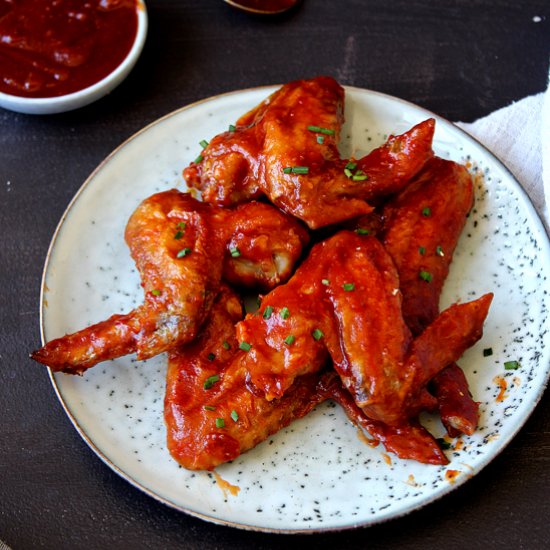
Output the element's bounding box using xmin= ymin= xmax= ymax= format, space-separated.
xmin=39 ymin=84 xmax=550 ymax=533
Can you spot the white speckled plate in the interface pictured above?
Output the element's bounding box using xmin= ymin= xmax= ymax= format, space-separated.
xmin=40 ymin=86 xmax=550 ymax=532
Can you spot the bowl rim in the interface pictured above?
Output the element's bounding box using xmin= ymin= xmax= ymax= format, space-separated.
xmin=0 ymin=0 xmax=148 ymax=112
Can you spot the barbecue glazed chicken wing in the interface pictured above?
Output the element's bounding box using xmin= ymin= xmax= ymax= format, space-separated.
xmin=184 ymin=76 xmax=435 ymax=228
xmin=382 ymin=157 xmax=480 ymax=436
xmin=31 ymin=190 xmax=308 ymax=374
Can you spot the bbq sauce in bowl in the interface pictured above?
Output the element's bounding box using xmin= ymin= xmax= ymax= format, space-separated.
xmin=0 ymin=0 xmax=147 ymax=113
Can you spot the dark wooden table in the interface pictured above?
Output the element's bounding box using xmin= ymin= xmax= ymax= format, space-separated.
xmin=1 ymin=1 xmax=549 ymax=548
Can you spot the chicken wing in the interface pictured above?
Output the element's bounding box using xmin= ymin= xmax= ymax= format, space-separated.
xmin=184 ymin=77 xmax=435 ymax=228
xmin=31 ymin=190 xmax=308 ymax=374
xmin=382 ymin=157 xmax=480 ymax=435
xmin=165 ymin=285 xmax=334 ymax=470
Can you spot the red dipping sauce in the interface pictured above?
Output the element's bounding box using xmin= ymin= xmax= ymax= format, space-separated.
xmin=0 ymin=0 xmax=139 ymax=98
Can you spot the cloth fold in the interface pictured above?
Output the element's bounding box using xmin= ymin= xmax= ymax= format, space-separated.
xmin=456 ymin=77 xmax=549 ymax=230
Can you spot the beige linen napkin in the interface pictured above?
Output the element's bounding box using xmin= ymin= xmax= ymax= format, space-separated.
xmin=456 ymin=80 xmax=549 ymax=230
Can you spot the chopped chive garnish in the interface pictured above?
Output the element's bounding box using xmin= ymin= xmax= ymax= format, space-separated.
xmin=228 ymin=124 xmax=236 ymax=132
xmin=356 ymin=228 xmax=370 ymax=235
xmin=215 ymin=418 xmax=225 ymax=428
xmin=199 ymin=139 xmax=209 ymax=149
xmin=230 ymin=410 xmax=239 ymax=422
xmin=283 ymin=166 xmax=309 ymax=175
xmin=504 ymin=360 xmax=520 ymax=370
xmin=419 ymin=246 xmax=426 ymax=255
xmin=316 ymin=135 xmax=325 ymax=144
xmin=321 ymin=278 xmax=330 ymax=285
xmin=263 ymin=305 xmax=274 ymax=319
xmin=284 ymin=335 xmax=296 ymax=345
xmin=421 ymin=207 xmax=431 ymax=217
xmin=203 ymin=374 xmax=220 ymax=390
xmin=194 ymin=154 xmax=204 ymax=164
xmin=174 ymin=230 xmax=184 ymax=240
xmin=207 ymin=352 xmax=216 ymax=361
xmin=483 ymin=348 xmax=493 ymax=357
xmin=222 ymin=340 xmax=231 ymax=350
xmin=229 ymin=247 xmax=241 ymax=258
xmin=344 ymin=168 xmax=353 ymax=178
xmin=312 ymin=328 xmax=324 ymax=341
xmin=345 ymin=161 xmax=357 ymax=171
xmin=176 ymin=222 xmax=187 ymax=230
xmin=239 ymin=341 xmax=251 ymax=351
xmin=352 ymin=173 xmax=368 ymax=181
xmin=419 ymin=270 xmax=433 ymax=282
xmin=436 ymin=245 xmax=445 ymax=257
xmin=307 ymin=125 xmax=335 ymax=135
xmin=437 ymin=438 xmax=452 ymax=450
xmin=151 ymin=289 xmax=161 ymax=296
xmin=342 ymin=283 xmax=355 ymax=291
xmin=204 ymin=405 xmax=216 ymax=411
xmin=177 ymin=247 xmax=192 ymax=258
xmin=280 ymin=307 xmax=290 ymax=319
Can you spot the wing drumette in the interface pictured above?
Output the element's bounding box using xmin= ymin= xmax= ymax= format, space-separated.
xmin=31 ymin=190 xmax=308 ymax=374
xmin=184 ymin=77 xmax=435 ymax=229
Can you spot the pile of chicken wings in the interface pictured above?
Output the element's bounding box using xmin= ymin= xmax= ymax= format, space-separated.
xmin=32 ymin=77 xmax=493 ymax=470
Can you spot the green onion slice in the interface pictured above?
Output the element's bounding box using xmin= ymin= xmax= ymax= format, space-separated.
xmin=263 ymin=305 xmax=273 ymax=319
xmin=203 ymin=374 xmax=220 ymax=390
xmin=284 ymin=335 xmax=296 ymax=345
xmin=342 ymin=283 xmax=355 ymax=291
xmin=177 ymin=248 xmax=192 ymax=258
xmin=230 ymin=410 xmax=239 ymax=422
xmin=280 ymin=307 xmax=290 ymax=319
xmin=307 ymin=125 xmax=335 ymax=135
xmin=215 ymin=418 xmax=225 ymax=428
xmin=504 ymin=360 xmax=520 ymax=370
xmin=239 ymin=341 xmax=251 ymax=351
xmin=312 ymin=328 xmax=324 ymax=341
xmin=419 ymin=270 xmax=433 ymax=282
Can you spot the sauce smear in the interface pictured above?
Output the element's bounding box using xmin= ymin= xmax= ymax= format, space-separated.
xmin=0 ymin=0 xmax=139 ymax=98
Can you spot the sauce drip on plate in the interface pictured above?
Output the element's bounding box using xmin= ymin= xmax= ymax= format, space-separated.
xmin=0 ymin=0 xmax=139 ymax=98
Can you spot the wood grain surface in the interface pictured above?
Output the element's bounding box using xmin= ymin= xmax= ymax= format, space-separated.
xmin=1 ymin=1 xmax=549 ymax=548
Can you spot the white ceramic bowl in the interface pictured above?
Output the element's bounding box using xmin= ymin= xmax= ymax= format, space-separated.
xmin=0 ymin=1 xmax=148 ymax=115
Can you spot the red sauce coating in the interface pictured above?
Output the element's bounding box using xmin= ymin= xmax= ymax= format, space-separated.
xmin=0 ymin=0 xmax=139 ymax=98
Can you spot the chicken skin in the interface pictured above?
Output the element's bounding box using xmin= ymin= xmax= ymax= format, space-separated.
xmin=31 ymin=190 xmax=308 ymax=374
xmin=382 ymin=157 xmax=480 ymax=435
xmin=183 ymin=76 xmax=435 ymax=228
xmin=165 ymin=285 xmax=448 ymax=470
